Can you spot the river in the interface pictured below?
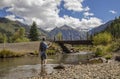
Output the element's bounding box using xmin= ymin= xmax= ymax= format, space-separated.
xmin=0 ymin=51 xmax=93 ymax=79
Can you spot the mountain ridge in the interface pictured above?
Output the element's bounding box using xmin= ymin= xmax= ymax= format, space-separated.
xmin=0 ymin=17 xmax=117 ymax=41
xmin=0 ymin=17 xmax=48 ymax=37
xmin=49 ymin=25 xmax=87 ymax=40
xmin=89 ymin=20 xmax=113 ymax=35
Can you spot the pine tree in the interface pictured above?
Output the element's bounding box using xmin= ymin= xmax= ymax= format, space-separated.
xmin=29 ymin=21 xmax=39 ymax=41
xmin=105 ymin=16 xmax=120 ymax=39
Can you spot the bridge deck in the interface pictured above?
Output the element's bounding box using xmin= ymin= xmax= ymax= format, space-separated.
xmin=55 ymin=40 xmax=93 ymax=45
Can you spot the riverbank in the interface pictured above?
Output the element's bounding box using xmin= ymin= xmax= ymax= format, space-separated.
xmin=0 ymin=41 xmax=61 ymax=58
xmin=0 ymin=42 xmax=40 ymax=58
xmin=26 ymin=60 xmax=120 ymax=79
xmin=0 ymin=41 xmax=40 ymax=53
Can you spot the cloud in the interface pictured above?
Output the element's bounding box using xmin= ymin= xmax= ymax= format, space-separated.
xmin=83 ymin=12 xmax=94 ymax=17
xmin=80 ymin=17 xmax=102 ymax=28
xmin=84 ymin=6 xmax=90 ymax=11
xmin=63 ymin=0 xmax=84 ymax=12
xmin=59 ymin=15 xmax=102 ymax=29
xmin=0 ymin=0 xmax=103 ymax=31
xmin=109 ymin=10 xmax=117 ymax=14
xmin=5 ymin=14 xmax=24 ymax=23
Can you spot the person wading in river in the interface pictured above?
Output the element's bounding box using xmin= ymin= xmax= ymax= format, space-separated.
xmin=39 ymin=38 xmax=51 ymax=65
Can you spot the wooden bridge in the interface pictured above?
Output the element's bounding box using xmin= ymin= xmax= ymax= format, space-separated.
xmin=54 ymin=40 xmax=93 ymax=45
xmin=53 ymin=40 xmax=93 ymax=53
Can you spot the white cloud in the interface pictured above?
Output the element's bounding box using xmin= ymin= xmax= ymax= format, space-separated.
xmin=84 ymin=6 xmax=90 ymax=11
xmin=83 ymin=12 xmax=94 ymax=17
xmin=109 ymin=10 xmax=117 ymax=14
xmin=62 ymin=15 xmax=81 ymax=28
xmin=64 ymin=0 xmax=84 ymax=12
xmin=63 ymin=15 xmax=102 ymax=29
xmin=80 ymin=17 xmax=102 ymax=28
xmin=0 ymin=0 xmax=103 ymax=31
xmin=5 ymin=14 xmax=24 ymax=23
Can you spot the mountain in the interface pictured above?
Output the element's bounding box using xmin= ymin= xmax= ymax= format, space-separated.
xmin=89 ymin=17 xmax=120 ymax=39
xmin=0 ymin=17 xmax=48 ymax=38
xmin=49 ymin=25 xmax=87 ymax=40
xmin=38 ymin=27 xmax=48 ymax=37
xmin=15 ymin=21 xmax=30 ymax=32
xmin=105 ymin=17 xmax=120 ymax=38
xmin=89 ymin=20 xmax=112 ymax=35
xmin=0 ymin=17 xmax=30 ymax=37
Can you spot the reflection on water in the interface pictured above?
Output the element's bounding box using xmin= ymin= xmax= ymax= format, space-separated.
xmin=61 ymin=52 xmax=93 ymax=64
xmin=39 ymin=65 xmax=47 ymax=76
xmin=0 ymin=51 xmax=93 ymax=79
xmin=0 ymin=56 xmax=58 ymax=79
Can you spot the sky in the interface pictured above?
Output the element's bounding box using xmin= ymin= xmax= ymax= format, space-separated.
xmin=0 ymin=0 xmax=119 ymax=31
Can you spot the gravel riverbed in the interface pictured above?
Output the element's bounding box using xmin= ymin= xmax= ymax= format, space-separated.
xmin=25 ymin=60 xmax=120 ymax=79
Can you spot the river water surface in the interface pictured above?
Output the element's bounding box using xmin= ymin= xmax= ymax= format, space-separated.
xmin=0 ymin=51 xmax=93 ymax=79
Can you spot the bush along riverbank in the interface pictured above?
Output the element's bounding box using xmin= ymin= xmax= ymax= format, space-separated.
xmin=0 ymin=49 xmax=59 ymax=58
xmin=0 ymin=49 xmax=24 ymax=58
xmin=0 ymin=42 xmax=62 ymax=58
xmin=93 ymin=39 xmax=120 ymax=59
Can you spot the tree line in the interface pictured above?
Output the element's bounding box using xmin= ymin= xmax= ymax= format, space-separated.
xmin=0 ymin=21 xmax=39 ymax=43
xmin=105 ymin=16 xmax=120 ymax=39
xmin=93 ymin=16 xmax=120 ymax=45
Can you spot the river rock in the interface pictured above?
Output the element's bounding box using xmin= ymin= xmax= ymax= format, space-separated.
xmin=115 ymin=56 xmax=120 ymax=62
xmin=88 ymin=57 xmax=107 ymax=64
xmin=53 ymin=64 xmax=65 ymax=69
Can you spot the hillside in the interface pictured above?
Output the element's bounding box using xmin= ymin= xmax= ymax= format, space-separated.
xmin=89 ymin=17 xmax=120 ymax=39
xmin=0 ymin=17 xmax=30 ymax=37
xmin=105 ymin=17 xmax=120 ymax=39
xmin=38 ymin=28 xmax=48 ymax=37
xmin=89 ymin=21 xmax=112 ymax=35
xmin=0 ymin=17 xmax=48 ymax=39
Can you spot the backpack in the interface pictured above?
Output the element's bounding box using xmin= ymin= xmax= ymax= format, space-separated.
xmin=40 ymin=42 xmax=47 ymax=51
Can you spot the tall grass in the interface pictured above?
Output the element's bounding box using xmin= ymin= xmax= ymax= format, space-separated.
xmin=0 ymin=49 xmax=24 ymax=58
xmin=46 ymin=49 xmax=56 ymax=55
xmin=94 ymin=46 xmax=105 ymax=57
xmin=94 ymin=45 xmax=113 ymax=59
xmin=73 ymin=45 xmax=93 ymax=51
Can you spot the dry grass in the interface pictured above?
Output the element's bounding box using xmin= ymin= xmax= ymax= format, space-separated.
xmin=0 ymin=41 xmax=62 ymax=58
xmin=0 ymin=41 xmax=40 ymax=54
xmin=0 ymin=49 xmax=24 ymax=58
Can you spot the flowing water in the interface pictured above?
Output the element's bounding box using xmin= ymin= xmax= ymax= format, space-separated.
xmin=0 ymin=51 xmax=93 ymax=79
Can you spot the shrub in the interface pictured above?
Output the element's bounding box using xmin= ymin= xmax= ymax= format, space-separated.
xmin=34 ymin=50 xmax=39 ymax=55
xmin=15 ymin=38 xmax=29 ymax=43
xmin=94 ymin=46 xmax=106 ymax=57
xmin=0 ymin=49 xmax=23 ymax=58
xmin=93 ymin=32 xmax=112 ymax=45
xmin=46 ymin=49 xmax=56 ymax=55
xmin=11 ymin=27 xmax=30 ymax=43
xmin=110 ymin=40 xmax=120 ymax=52
xmin=105 ymin=44 xmax=113 ymax=52
xmin=46 ymin=42 xmax=61 ymax=55
xmin=94 ymin=45 xmax=114 ymax=58
xmin=104 ymin=54 xmax=112 ymax=60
